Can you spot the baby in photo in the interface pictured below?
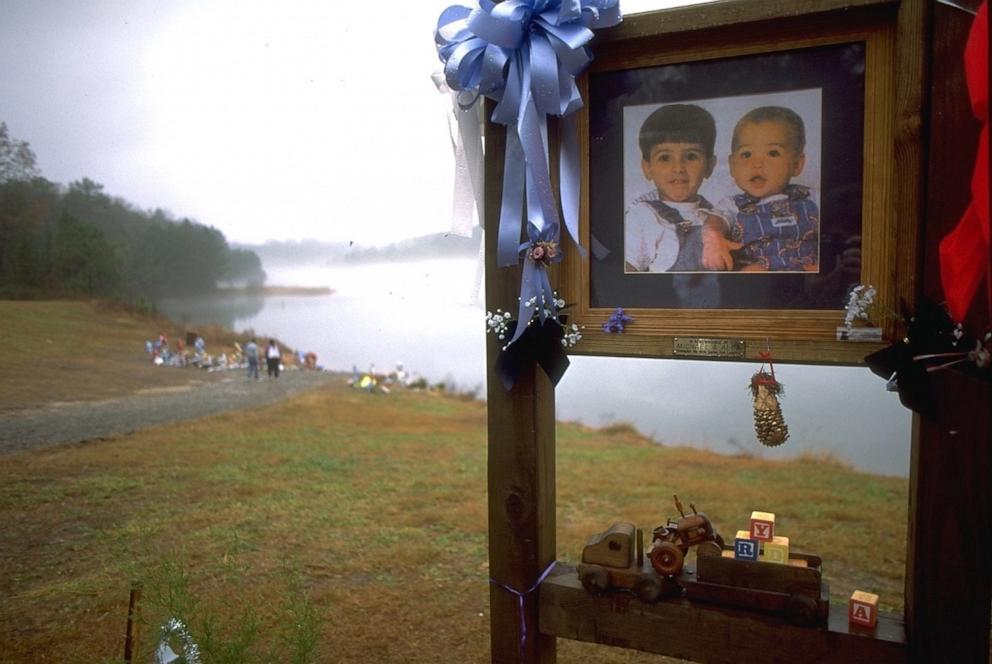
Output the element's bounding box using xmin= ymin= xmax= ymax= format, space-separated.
xmin=624 ymin=104 xmax=730 ymax=273
xmin=717 ymin=106 xmax=820 ymax=272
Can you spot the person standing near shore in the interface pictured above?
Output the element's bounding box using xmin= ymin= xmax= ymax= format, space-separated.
xmin=245 ymin=338 xmax=260 ymax=381
xmin=266 ymin=339 xmax=281 ymax=379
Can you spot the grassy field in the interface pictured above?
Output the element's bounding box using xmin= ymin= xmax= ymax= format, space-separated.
xmin=0 ymin=301 xmax=909 ymax=663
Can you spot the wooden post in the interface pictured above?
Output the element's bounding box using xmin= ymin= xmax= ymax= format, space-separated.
xmin=906 ymin=371 xmax=992 ymax=662
xmin=484 ymin=113 xmax=558 ymax=664
xmin=906 ymin=2 xmax=990 ymax=662
xmin=124 ymin=581 xmax=142 ymax=663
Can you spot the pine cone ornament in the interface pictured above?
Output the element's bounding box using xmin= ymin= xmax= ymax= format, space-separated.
xmin=749 ymin=351 xmax=789 ymax=447
xmin=751 ymin=377 xmax=789 ymax=446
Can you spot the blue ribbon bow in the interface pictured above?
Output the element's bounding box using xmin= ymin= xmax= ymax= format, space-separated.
xmin=436 ymin=0 xmax=621 ymax=347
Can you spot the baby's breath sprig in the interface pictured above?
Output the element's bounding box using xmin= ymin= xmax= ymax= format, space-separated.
xmin=843 ymin=284 xmax=877 ymax=330
xmin=562 ymin=322 xmax=583 ymax=348
xmin=486 ymin=291 xmax=583 ymax=350
xmin=485 ymin=309 xmax=513 ymax=342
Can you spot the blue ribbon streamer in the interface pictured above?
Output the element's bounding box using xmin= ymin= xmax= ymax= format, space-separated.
xmin=490 ymin=561 xmax=558 ymax=663
xmin=436 ymin=0 xmax=621 ymax=347
xmin=508 ymin=221 xmax=562 ymax=345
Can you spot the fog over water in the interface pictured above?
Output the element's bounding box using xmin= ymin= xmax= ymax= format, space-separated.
xmin=158 ymin=257 xmax=911 ymax=477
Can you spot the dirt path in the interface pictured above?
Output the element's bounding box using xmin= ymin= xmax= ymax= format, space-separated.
xmin=0 ymin=370 xmax=341 ymax=455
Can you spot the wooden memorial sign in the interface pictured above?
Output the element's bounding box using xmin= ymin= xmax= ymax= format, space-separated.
xmin=484 ymin=1 xmax=990 ymax=663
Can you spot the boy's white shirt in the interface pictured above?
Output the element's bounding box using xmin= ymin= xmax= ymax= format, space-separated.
xmin=624 ymin=190 xmax=711 ymax=272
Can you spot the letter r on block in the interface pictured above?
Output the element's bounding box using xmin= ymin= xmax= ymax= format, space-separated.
xmin=734 ymin=540 xmax=758 ymax=561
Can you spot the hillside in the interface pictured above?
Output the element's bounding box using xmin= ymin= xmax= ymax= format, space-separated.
xmin=246 ymin=227 xmax=481 ymax=267
xmin=0 ymin=300 xmax=292 ymax=413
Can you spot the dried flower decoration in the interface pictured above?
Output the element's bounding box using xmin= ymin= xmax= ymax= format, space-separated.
xmin=843 ymin=284 xmax=877 ymax=330
xmin=156 ymin=618 xmax=201 ymax=664
xmin=528 ymin=240 xmax=559 ymax=267
xmin=489 ymin=291 xmax=582 ymax=389
xmin=487 ymin=293 xmax=582 ymax=351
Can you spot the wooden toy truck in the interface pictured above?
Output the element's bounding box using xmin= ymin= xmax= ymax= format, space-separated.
xmin=677 ymin=547 xmax=830 ymax=627
xmin=576 ymin=522 xmax=680 ymax=603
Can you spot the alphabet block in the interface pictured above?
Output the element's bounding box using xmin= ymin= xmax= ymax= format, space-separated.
xmin=733 ymin=529 xmax=760 ymax=561
xmin=849 ymin=590 xmax=879 ymax=628
xmin=749 ymin=511 xmax=775 ymax=541
xmin=760 ymin=535 xmax=789 ymax=564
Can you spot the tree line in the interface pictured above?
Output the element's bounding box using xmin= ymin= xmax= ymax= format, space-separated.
xmin=0 ymin=122 xmax=265 ymax=301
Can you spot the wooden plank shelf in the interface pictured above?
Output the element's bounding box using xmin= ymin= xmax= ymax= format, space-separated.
xmin=539 ymin=564 xmax=906 ymax=664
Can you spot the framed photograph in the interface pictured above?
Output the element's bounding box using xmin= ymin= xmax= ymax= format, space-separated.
xmin=560 ymin=3 xmax=921 ymax=364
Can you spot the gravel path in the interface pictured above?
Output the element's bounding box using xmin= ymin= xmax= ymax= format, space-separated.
xmin=0 ymin=370 xmax=341 ymax=455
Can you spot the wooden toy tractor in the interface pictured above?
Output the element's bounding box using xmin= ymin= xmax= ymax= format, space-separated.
xmin=649 ymin=495 xmax=725 ymax=576
xmin=576 ymin=522 xmax=680 ymax=602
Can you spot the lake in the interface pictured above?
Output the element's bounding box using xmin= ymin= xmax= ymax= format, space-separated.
xmin=157 ymin=257 xmax=911 ymax=476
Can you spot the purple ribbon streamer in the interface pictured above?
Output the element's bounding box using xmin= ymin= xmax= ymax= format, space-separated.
xmin=489 ymin=561 xmax=558 ymax=663
xmin=436 ymin=0 xmax=621 ymax=346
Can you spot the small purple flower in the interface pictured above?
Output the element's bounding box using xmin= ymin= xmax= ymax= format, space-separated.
xmin=602 ymin=307 xmax=633 ymax=333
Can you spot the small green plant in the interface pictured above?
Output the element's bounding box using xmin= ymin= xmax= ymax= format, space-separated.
xmin=137 ymin=556 xmax=321 ymax=664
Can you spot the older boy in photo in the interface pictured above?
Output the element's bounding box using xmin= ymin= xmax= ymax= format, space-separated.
xmin=624 ymin=104 xmax=732 ymax=273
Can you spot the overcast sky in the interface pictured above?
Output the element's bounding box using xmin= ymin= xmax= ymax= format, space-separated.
xmin=0 ymin=0 xmax=697 ymax=246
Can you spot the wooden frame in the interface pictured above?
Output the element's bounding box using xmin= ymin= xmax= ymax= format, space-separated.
xmin=486 ymin=1 xmax=991 ymax=663
xmin=559 ymin=0 xmax=918 ymax=365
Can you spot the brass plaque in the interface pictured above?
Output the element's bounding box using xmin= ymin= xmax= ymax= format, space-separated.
xmin=672 ymin=337 xmax=745 ymax=358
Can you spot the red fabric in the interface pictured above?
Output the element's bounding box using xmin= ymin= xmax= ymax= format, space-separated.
xmin=939 ymin=1 xmax=989 ymax=322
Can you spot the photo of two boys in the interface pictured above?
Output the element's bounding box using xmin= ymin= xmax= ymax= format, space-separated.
xmin=623 ymin=89 xmax=822 ymax=276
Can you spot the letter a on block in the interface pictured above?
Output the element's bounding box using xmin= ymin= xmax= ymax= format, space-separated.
xmin=848 ymin=591 xmax=879 ymax=628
